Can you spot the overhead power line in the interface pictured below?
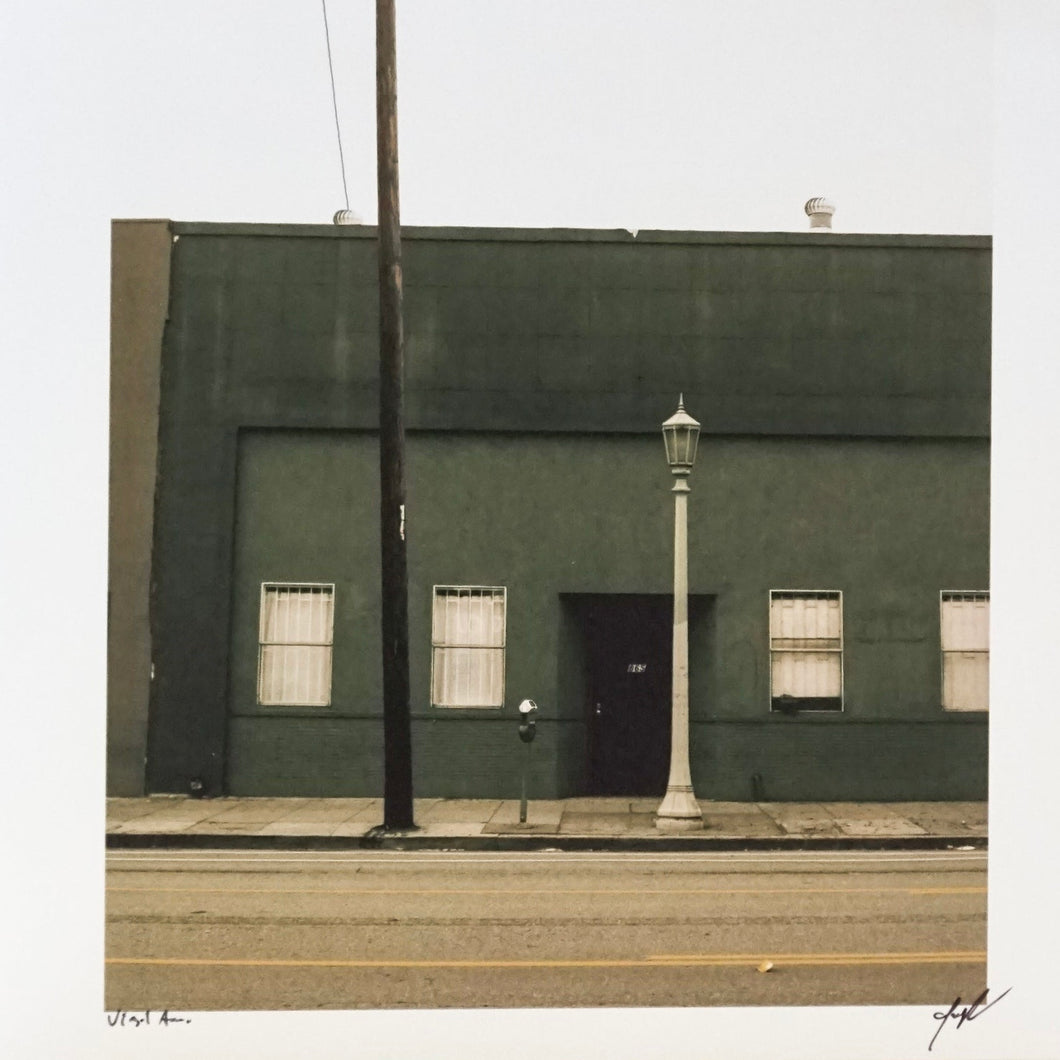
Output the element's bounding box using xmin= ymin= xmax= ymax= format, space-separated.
xmin=322 ymin=0 xmax=350 ymax=211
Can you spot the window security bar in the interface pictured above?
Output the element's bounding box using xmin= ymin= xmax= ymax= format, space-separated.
xmin=258 ymin=583 xmax=335 ymax=707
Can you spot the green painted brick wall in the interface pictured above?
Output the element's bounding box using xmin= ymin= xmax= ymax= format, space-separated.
xmin=221 ymin=430 xmax=987 ymax=799
xmin=165 ymin=226 xmax=990 ymax=438
xmin=143 ymin=226 xmax=990 ymax=797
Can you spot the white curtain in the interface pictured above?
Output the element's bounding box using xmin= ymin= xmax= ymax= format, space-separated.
xmin=432 ymin=588 xmax=505 ymax=707
xmin=770 ymin=594 xmax=842 ymax=700
xmin=258 ymin=586 xmax=334 ymax=706
xmin=941 ymin=595 xmax=989 ymax=711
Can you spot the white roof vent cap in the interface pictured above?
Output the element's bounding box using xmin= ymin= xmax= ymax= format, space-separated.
xmin=333 ymin=209 xmax=364 ymax=226
xmin=804 ymin=197 xmax=835 ymax=231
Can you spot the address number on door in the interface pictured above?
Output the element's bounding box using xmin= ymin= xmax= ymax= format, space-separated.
xmin=626 ymin=663 xmax=648 ymax=673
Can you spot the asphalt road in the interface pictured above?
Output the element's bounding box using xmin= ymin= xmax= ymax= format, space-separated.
xmin=105 ymin=849 xmax=986 ymax=1011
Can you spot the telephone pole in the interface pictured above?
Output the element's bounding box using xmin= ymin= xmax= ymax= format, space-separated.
xmin=375 ymin=0 xmax=414 ymax=830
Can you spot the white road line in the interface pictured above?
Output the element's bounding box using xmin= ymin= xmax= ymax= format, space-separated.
xmin=106 ymin=851 xmax=987 ymax=867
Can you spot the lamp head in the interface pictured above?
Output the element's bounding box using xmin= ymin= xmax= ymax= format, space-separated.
xmin=662 ymin=394 xmax=700 ymax=475
xmin=518 ymin=699 xmax=538 ymax=715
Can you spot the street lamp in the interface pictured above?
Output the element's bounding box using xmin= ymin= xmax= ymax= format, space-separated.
xmin=656 ymin=395 xmax=704 ymax=831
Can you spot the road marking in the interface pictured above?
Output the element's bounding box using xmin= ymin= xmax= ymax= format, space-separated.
xmin=107 ymin=884 xmax=986 ymax=897
xmin=647 ymin=951 xmax=987 ymax=967
xmin=106 ymin=851 xmax=987 ymax=867
xmin=106 ymin=951 xmax=986 ymax=970
xmin=906 ymin=886 xmax=986 ymax=895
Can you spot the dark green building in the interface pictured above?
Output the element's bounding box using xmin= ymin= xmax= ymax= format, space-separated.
xmin=108 ymin=220 xmax=990 ymax=802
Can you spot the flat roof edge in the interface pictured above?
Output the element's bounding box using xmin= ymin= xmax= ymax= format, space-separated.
xmin=157 ymin=221 xmax=991 ymax=249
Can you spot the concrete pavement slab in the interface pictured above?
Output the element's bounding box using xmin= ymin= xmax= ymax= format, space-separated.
xmin=343 ymin=799 xmax=384 ymax=822
xmin=835 ymin=817 xmax=928 ymax=837
xmin=891 ymin=803 xmax=988 ymax=834
xmin=324 ymin=820 xmax=376 ymax=838
xmin=105 ymin=798 xmax=169 ymax=823
xmin=195 ymin=798 xmax=311 ymax=822
xmin=706 ymin=812 xmax=785 ymax=837
xmin=267 ymin=799 xmax=381 ymax=830
xmin=702 ymin=803 xmax=785 ymax=835
xmin=485 ymin=821 xmax=565 ymax=834
xmin=756 ymin=803 xmax=844 ymax=836
xmin=559 ymin=813 xmax=639 ymax=835
xmin=706 ymin=802 xmax=777 ymax=816
xmin=108 ymin=800 xmax=224 ymax=819
xmin=562 ymin=798 xmax=636 ymax=814
xmin=111 ymin=805 xmax=230 ymax=832
xmin=416 ymin=799 xmax=504 ymax=823
xmin=411 ymin=798 xmax=443 ymax=814
xmin=484 ymin=800 xmax=565 ymax=831
xmin=484 ymin=823 xmax=560 ymax=835
xmin=625 ymin=813 xmax=663 ymax=833
xmin=179 ymin=821 xmax=271 ymax=835
xmin=264 ymin=798 xmax=376 ymax=824
xmin=256 ymin=822 xmax=342 ymax=837
xmin=815 ymin=802 xmax=928 ymax=837
xmin=417 ymin=822 xmax=489 ymax=837
xmin=818 ymin=801 xmax=915 ymax=818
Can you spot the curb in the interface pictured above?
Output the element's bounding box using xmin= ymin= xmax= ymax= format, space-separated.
xmin=106 ymin=833 xmax=987 ymax=853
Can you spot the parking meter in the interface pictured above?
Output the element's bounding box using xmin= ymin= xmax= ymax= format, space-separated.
xmin=518 ymin=698 xmax=538 ymax=743
xmin=517 ymin=699 xmax=538 ymax=823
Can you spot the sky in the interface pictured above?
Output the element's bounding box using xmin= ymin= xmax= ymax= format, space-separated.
xmin=3 ymin=2 xmax=1060 ymax=1058
xmin=8 ymin=0 xmax=993 ymax=234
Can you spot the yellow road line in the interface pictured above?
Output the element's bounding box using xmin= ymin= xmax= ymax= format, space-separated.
xmin=106 ymin=951 xmax=986 ymax=970
xmin=106 ymin=885 xmax=986 ymax=897
xmin=648 ymin=951 xmax=987 ymax=966
xmin=906 ymin=887 xmax=985 ymax=895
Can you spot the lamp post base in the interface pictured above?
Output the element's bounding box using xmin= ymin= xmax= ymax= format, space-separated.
xmin=654 ymin=787 xmax=704 ymax=831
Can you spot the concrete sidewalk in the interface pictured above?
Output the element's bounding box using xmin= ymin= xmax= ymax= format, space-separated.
xmin=106 ymin=796 xmax=988 ymax=851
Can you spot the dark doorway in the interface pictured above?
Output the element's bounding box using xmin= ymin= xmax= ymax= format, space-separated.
xmin=582 ymin=595 xmax=673 ymax=795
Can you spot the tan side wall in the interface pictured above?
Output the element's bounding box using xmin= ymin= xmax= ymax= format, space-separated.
xmin=107 ymin=220 xmax=170 ymax=794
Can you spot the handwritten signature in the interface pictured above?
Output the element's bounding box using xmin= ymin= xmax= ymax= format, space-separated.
xmin=107 ymin=1009 xmax=191 ymax=1028
xmin=929 ymin=987 xmax=1010 ymax=1051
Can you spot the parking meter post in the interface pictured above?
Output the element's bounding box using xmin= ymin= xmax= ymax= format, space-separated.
xmin=520 ymin=743 xmax=529 ymax=824
xmin=516 ymin=699 xmax=538 ymax=826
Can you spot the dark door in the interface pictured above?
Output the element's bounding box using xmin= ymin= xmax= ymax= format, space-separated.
xmin=584 ymin=596 xmax=672 ymax=795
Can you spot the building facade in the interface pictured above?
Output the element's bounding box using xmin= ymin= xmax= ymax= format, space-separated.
xmin=108 ymin=221 xmax=990 ymax=801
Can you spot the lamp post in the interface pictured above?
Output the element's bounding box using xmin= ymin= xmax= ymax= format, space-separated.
xmin=656 ymin=395 xmax=704 ymax=831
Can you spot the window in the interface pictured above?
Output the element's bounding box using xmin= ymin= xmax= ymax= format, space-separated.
xmin=940 ymin=591 xmax=989 ymax=711
xmin=431 ymin=586 xmax=506 ymax=708
xmin=769 ymin=591 xmax=843 ymax=712
xmin=257 ymin=583 xmax=334 ymax=706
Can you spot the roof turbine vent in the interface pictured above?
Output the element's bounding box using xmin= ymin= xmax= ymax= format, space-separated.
xmin=333 ymin=209 xmax=363 ymax=226
xmin=804 ymin=197 xmax=836 ymax=231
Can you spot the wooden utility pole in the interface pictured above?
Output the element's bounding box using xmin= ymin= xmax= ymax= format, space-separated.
xmin=375 ymin=0 xmax=414 ymax=830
